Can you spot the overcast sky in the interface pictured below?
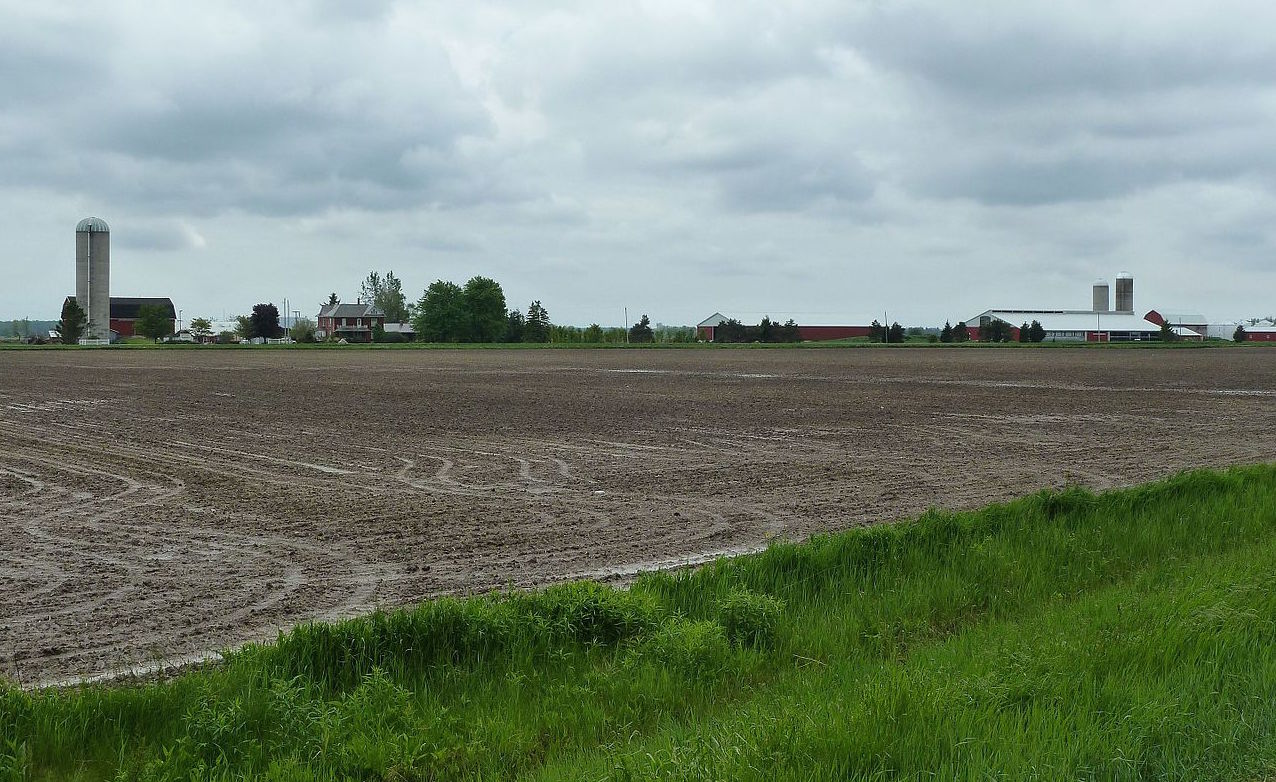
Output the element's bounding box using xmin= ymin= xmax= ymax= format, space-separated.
xmin=2 ymin=1 xmax=1274 ymax=326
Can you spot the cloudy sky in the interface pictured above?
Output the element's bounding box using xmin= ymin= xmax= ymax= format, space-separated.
xmin=2 ymin=1 xmax=1274 ymax=326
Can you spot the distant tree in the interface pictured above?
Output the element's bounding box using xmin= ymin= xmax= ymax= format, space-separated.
xmin=629 ymin=314 xmax=655 ymax=343
xmin=887 ymin=322 xmax=905 ymax=343
xmin=869 ymin=319 xmax=886 ymax=343
xmin=524 ymin=301 xmax=551 ymax=343
xmin=361 ymin=271 xmax=410 ymax=323
xmin=1158 ymin=321 xmax=1177 ymax=342
xmin=779 ymin=319 xmax=801 ymax=342
xmin=980 ymin=319 xmax=1013 ymax=343
xmin=359 ymin=272 xmax=381 ymax=308
xmin=250 ymin=303 xmax=282 ymax=340
xmin=235 ymin=315 xmax=254 ymax=340
xmin=217 ymin=330 xmax=236 ymax=344
xmin=757 ymin=316 xmax=775 ymax=343
xmin=413 ymin=280 xmax=469 ymax=342
xmin=371 ymin=322 xmax=387 ymax=343
xmin=189 ymin=317 xmax=212 ymax=342
xmin=136 ymin=305 xmax=173 ymax=342
xmin=714 ymin=319 xmax=748 ymax=343
xmin=291 ymin=316 xmax=317 ymax=343
xmin=56 ymin=298 xmax=87 ymax=344
xmin=1018 ymin=322 xmax=1030 ymax=343
xmin=1234 ymin=325 xmax=1248 ymax=343
xmin=939 ymin=321 xmax=953 ymax=343
xmin=504 ymin=309 xmax=525 ymax=342
xmin=1029 ymin=320 xmax=1046 ymax=343
xmin=325 ymin=293 xmax=339 ymax=307
xmin=584 ymin=323 xmax=603 ymax=342
xmin=953 ymin=322 xmax=970 ymax=343
xmin=463 ymin=276 xmax=507 ymax=342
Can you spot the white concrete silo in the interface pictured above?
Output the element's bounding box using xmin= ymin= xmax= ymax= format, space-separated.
xmin=75 ymin=217 xmax=110 ymax=341
xmin=1114 ymin=272 xmax=1134 ymax=313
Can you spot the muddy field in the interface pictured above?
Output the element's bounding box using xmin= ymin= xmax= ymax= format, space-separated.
xmin=1 ymin=346 xmax=1273 ymax=684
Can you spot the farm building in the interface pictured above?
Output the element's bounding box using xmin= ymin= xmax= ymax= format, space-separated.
xmin=62 ymin=296 xmax=177 ymax=340
xmin=964 ymin=310 xmax=1162 ymax=342
xmin=316 ymin=302 xmax=385 ymax=342
xmin=967 ymin=273 xmax=1171 ymax=342
xmin=1207 ymin=324 xmax=1276 ymax=342
xmin=696 ymin=312 xmax=872 ymax=342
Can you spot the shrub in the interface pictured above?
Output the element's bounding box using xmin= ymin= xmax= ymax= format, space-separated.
xmin=628 ymin=619 xmax=731 ymax=678
xmin=715 ymin=589 xmax=786 ymax=648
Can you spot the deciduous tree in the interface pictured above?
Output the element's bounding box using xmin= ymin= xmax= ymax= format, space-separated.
xmin=190 ymin=317 xmax=212 ymax=342
xmin=250 ymin=303 xmax=282 ymax=340
xmin=136 ymin=305 xmax=173 ymax=342
xmin=413 ymin=281 xmax=468 ymax=342
xmin=463 ymin=276 xmax=507 ymax=342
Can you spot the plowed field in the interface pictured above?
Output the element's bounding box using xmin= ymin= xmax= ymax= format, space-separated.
xmin=2 ymin=346 xmax=1273 ymax=684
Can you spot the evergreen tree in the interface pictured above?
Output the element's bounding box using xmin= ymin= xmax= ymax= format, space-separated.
xmin=326 ymin=293 xmax=339 ymax=307
xmin=1159 ymin=321 xmax=1177 ymax=342
xmin=1234 ymin=325 xmax=1248 ymax=343
xmin=869 ymin=319 xmax=886 ymax=343
xmin=1029 ymin=320 xmax=1047 ymax=343
xmin=953 ymin=322 xmax=970 ymax=343
xmin=940 ymin=321 xmax=953 ymax=343
xmin=887 ymin=322 xmax=905 ymax=343
xmin=371 ymin=322 xmax=387 ymax=343
xmin=504 ymin=309 xmax=525 ymax=342
xmin=1019 ymin=322 xmax=1030 ymax=343
xmin=56 ymin=298 xmax=87 ymax=344
xmin=524 ymin=301 xmax=551 ymax=343
xmin=628 ymin=314 xmax=655 ymax=343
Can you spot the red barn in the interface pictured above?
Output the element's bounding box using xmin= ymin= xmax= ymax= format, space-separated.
xmin=64 ymin=296 xmax=176 ymax=339
xmin=697 ymin=312 xmax=872 ymax=342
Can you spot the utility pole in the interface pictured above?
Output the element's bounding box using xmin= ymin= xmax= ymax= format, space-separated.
xmin=624 ymin=307 xmax=629 ymax=344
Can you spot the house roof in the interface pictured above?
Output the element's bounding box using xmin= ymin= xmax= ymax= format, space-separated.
xmin=318 ymin=302 xmax=384 ymax=319
xmin=66 ymin=296 xmax=176 ymax=319
xmin=969 ymin=310 xmax=1161 ymax=333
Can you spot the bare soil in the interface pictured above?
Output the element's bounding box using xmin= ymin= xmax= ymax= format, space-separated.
xmin=1 ymin=346 xmax=1273 ymax=684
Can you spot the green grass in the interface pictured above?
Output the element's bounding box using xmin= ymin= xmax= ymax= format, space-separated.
xmin=4 ymin=466 xmax=1276 ymax=780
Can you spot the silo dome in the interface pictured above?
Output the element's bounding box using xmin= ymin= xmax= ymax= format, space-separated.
xmin=76 ymin=217 xmax=110 ymax=233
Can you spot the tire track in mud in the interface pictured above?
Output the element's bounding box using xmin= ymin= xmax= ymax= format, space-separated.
xmin=2 ymin=347 xmax=1273 ymax=685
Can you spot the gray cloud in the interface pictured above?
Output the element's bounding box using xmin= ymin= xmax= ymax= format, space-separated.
xmin=2 ymin=1 xmax=1275 ymax=324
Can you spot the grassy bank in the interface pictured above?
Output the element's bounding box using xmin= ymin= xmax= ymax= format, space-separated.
xmin=4 ymin=466 xmax=1276 ymax=780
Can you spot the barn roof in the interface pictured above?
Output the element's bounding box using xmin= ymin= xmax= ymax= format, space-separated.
xmin=65 ymin=296 xmax=176 ymax=319
xmin=969 ymin=310 xmax=1161 ymax=333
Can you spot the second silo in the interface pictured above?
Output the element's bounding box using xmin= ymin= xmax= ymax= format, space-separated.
xmin=1092 ymin=279 xmax=1110 ymax=312
xmin=75 ymin=217 xmax=111 ymax=341
xmin=1115 ymin=272 xmax=1134 ymax=313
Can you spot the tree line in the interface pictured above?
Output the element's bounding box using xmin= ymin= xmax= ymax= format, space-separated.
xmin=713 ymin=317 xmax=802 ymax=343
